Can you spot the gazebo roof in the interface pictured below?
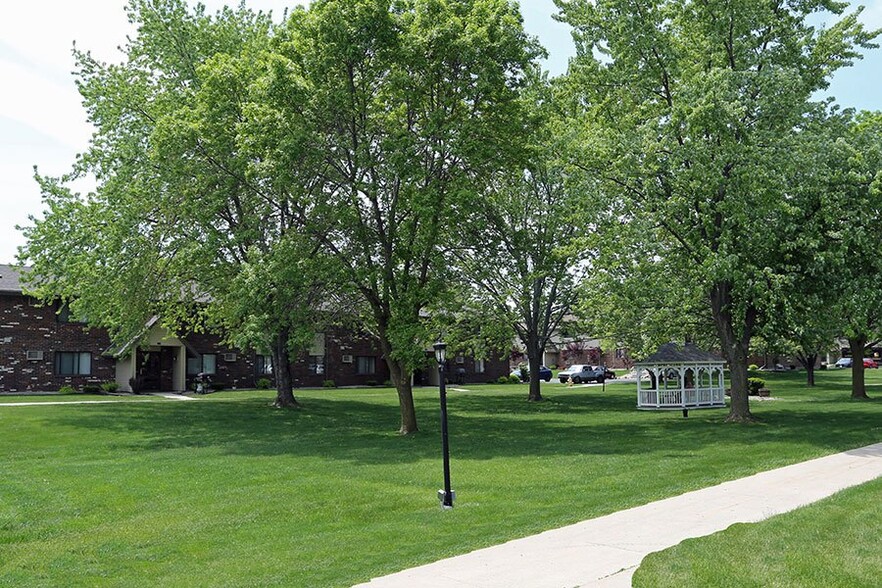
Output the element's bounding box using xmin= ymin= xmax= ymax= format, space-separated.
xmin=637 ymin=342 xmax=724 ymax=365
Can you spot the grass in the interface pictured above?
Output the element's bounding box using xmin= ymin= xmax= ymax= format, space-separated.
xmin=1 ymin=368 xmax=881 ymax=586
xmin=633 ymin=477 xmax=882 ymax=587
xmin=0 ymin=394 xmax=158 ymax=404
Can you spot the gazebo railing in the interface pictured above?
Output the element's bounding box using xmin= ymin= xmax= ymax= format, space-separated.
xmin=637 ymin=385 xmax=726 ymax=408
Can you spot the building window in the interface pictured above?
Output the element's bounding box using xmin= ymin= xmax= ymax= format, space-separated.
xmin=309 ymin=355 xmax=325 ymax=375
xmin=475 ymin=359 xmax=485 ymax=374
xmin=187 ymin=354 xmax=217 ymax=375
xmin=256 ymin=355 xmax=273 ymax=375
xmin=356 ymin=356 xmax=376 ymax=375
xmin=55 ymin=352 xmax=91 ymax=375
xmin=57 ymin=303 xmax=86 ymax=324
xmin=202 ymin=354 xmax=217 ymax=375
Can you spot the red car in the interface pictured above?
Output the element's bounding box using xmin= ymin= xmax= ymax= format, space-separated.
xmin=864 ymin=358 xmax=878 ymax=369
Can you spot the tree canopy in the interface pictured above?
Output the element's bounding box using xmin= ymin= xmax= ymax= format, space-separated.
xmin=20 ymin=0 xmax=542 ymax=431
xmin=557 ymin=0 xmax=879 ymax=420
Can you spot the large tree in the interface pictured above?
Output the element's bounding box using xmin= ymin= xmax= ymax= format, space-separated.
xmin=754 ymin=113 xmax=850 ymax=387
xmin=827 ymin=110 xmax=882 ymax=399
xmin=20 ymin=0 xmax=326 ymax=407
xmin=272 ymin=0 xmax=540 ymax=432
xmin=557 ymin=0 xmax=878 ymax=421
xmin=452 ymin=74 xmax=591 ymax=402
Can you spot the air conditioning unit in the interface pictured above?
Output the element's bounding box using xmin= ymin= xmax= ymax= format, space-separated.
xmin=341 ymin=354 xmax=353 ymax=364
xmin=223 ymin=353 xmax=237 ymax=362
xmin=26 ymin=350 xmax=44 ymax=361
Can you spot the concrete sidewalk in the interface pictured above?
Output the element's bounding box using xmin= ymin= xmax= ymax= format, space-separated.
xmin=355 ymin=442 xmax=882 ymax=588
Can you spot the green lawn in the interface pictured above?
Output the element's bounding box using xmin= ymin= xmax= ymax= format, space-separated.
xmin=1 ymin=369 xmax=880 ymax=586
xmin=633 ymin=476 xmax=882 ymax=587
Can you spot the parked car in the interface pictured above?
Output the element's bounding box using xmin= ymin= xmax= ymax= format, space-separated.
xmin=510 ymin=365 xmax=553 ymax=382
xmin=537 ymin=365 xmax=553 ymax=381
xmin=865 ymin=358 xmax=878 ymax=369
xmin=559 ymin=364 xmax=606 ymax=384
xmin=558 ymin=364 xmax=585 ymax=383
xmin=834 ymin=357 xmax=853 ymax=368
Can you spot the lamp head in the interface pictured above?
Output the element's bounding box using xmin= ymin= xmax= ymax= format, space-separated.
xmin=433 ymin=341 xmax=447 ymax=365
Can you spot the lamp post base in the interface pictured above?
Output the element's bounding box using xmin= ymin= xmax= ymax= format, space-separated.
xmin=438 ymin=489 xmax=456 ymax=509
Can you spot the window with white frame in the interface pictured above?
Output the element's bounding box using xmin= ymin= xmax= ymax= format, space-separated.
xmin=475 ymin=359 xmax=485 ymax=373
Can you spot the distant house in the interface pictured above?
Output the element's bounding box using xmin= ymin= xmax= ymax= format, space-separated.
xmin=0 ymin=264 xmax=504 ymax=392
xmin=539 ymin=331 xmax=631 ymax=370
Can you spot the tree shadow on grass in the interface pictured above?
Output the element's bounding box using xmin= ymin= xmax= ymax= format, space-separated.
xmin=37 ymin=385 xmax=882 ymax=466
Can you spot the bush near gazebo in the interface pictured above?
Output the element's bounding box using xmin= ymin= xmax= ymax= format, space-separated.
xmin=747 ymin=377 xmax=766 ymax=396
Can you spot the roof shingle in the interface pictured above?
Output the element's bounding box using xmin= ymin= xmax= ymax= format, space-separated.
xmin=638 ymin=342 xmax=724 ymax=365
xmin=0 ymin=264 xmax=25 ymax=293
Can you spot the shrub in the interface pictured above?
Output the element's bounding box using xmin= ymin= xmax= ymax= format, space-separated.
xmin=366 ymin=380 xmax=378 ymax=387
xmin=748 ymin=364 xmax=759 ymax=371
xmin=129 ymin=377 xmax=144 ymax=394
xmin=58 ymin=384 xmax=76 ymax=394
xmin=497 ymin=375 xmax=510 ymax=384
xmin=82 ymin=383 xmax=102 ymax=394
xmin=256 ymin=377 xmax=271 ymax=390
xmin=508 ymin=375 xmax=521 ymax=384
xmin=747 ymin=377 xmax=766 ymax=396
xmin=323 ymin=380 xmax=336 ymax=388
xmin=382 ymin=380 xmax=392 ymax=387
xmin=209 ymin=382 xmax=226 ymax=391
xmin=101 ymin=381 xmax=119 ymax=393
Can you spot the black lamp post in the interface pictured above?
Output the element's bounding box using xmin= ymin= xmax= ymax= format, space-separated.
xmin=434 ymin=341 xmax=454 ymax=509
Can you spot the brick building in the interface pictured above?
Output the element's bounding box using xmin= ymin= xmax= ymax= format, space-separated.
xmin=0 ymin=265 xmax=506 ymax=392
xmin=0 ymin=271 xmax=115 ymax=392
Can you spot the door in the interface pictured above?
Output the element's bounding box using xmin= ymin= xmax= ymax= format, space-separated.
xmin=137 ymin=350 xmax=162 ymax=392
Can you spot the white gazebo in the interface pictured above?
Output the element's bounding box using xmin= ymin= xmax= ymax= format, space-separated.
xmin=635 ymin=343 xmax=726 ymax=415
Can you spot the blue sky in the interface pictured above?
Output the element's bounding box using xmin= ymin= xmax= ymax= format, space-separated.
xmin=1 ymin=0 xmax=880 ymax=263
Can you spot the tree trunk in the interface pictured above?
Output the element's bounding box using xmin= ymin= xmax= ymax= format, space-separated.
xmin=726 ymin=352 xmax=752 ymax=421
xmin=387 ymin=357 xmax=418 ymax=434
xmin=796 ymin=352 xmax=817 ymax=387
xmin=710 ymin=282 xmax=755 ymax=422
xmin=375 ymin=316 xmax=419 ymax=434
xmin=272 ymin=329 xmax=300 ymax=408
xmin=526 ymin=349 xmax=543 ymax=402
xmin=523 ymin=330 xmax=543 ymax=402
xmin=849 ymin=336 xmax=870 ymax=399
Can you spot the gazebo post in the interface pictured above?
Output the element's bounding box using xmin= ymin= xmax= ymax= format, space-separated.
xmin=636 ymin=366 xmax=641 ymax=407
